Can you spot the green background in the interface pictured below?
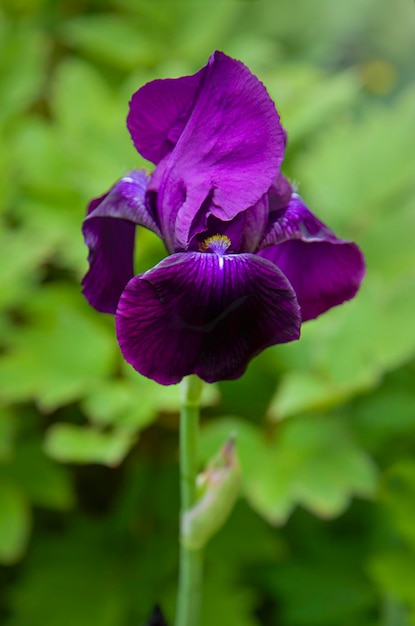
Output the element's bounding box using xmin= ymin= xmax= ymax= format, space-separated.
xmin=1 ymin=0 xmax=415 ymax=624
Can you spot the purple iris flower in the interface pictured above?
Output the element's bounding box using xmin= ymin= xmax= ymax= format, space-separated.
xmin=82 ymin=51 xmax=365 ymax=385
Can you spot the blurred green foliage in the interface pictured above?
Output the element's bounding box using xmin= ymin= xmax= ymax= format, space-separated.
xmin=0 ymin=0 xmax=415 ymax=624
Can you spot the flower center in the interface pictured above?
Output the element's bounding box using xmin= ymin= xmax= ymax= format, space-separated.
xmin=199 ymin=234 xmax=231 ymax=255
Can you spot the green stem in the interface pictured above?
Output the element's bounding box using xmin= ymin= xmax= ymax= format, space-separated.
xmin=175 ymin=376 xmax=204 ymax=626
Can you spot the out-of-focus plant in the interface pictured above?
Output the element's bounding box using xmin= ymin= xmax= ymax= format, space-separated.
xmin=1 ymin=1 xmax=415 ymax=625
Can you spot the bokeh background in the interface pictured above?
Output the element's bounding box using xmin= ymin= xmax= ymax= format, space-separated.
xmin=1 ymin=0 xmax=415 ymax=624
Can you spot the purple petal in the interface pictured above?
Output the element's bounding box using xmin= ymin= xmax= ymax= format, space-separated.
xmin=157 ymin=51 xmax=286 ymax=251
xmin=259 ymin=187 xmax=334 ymax=249
xmin=266 ymin=172 xmax=293 ymax=215
xmin=259 ymin=194 xmax=365 ymax=321
xmin=187 ymin=194 xmax=269 ymax=254
xmin=127 ymin=69 xmax=204 ymax=164
xmin=82 ymin=171 xmax=158 ymax=314
xmin=116 ymin=251 xmax=300 ymax=385
xmin=238 ymin=194 xmax=270 ymax=253
xmin=85 ymin=170 xmax=159 ymax=234
xmin=82 ymin=202 xmax=135 ymax=314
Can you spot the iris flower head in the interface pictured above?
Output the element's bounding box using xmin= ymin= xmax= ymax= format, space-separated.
xmin=82 ymin=51 xmax=365 ymax=385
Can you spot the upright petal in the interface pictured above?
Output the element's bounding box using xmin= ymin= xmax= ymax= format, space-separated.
xmin=116 ymin=252 xmax=300 ymax=385
xmin=266 ymin=172 xmax=293 ymax=216
xmin=258 ymin=193 xmax=365 ymax=321
xmin=238 ymin=194 xmax=270 ymax=253
xmin=157 ymin=51 xmax=286 ymax=251
xmin=187 ymin=194 xmax=269 ymax=254
xmin=127 ymin=69 xmax=204 ymax=164
xmin=82 ymin=171 xmax=158 ymax=314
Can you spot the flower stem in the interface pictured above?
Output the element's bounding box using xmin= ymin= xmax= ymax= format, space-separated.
xmin=175 ymin=375 xmax=204 ymax=626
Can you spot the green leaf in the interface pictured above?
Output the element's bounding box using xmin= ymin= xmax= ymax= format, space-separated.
xmin=0 ymin=218 xmax=51 ymax=309
xmin=295 ymin=86 xmax=415 ymax=229
xmin=13 ymin=59 xmax=139 ymax=202
xmin=0 ymin=478 xmax=31 ymax=564
xmin=174 ymin=1 xmax=241 ymax=65
xmin=268 ymin=557 xmax=376 ymax=626
xmin=60 ymin=14 xmax=157 ymax=70
xmin=346 ymin=362 xmax=415 ymax=453
xmin=254 ymin=416 xmax=378 ymax=524
xmin=201 ymin=566 xmax=258 ymax=626
xmin=269 ymin=236 xmax=415 ymax=417
xmin=44 ymin=423 xmax=136 ymax=466
xmin=82 ymin=372 xmax=220 ymax=432
xmin=11 ymin=117 xmax=75 ymax=198
xmin=5 ymin=520 xmax=129 ymax=626
xmin=0 ymin=409 xmax=15 ymax=463
xmin=200 ymin=417 xmax=268 ymax=494
xmin=379 ymin=461 xmax=415 ymax=548
xmin=4 ymin=439 xmax=75 ymax=511
xmin=0 ymin=22 xmax=48 ymax=122
xmin=267 ymin=65 xmax=360 ymax=146
xmin=122 ymin=361 xmax=220 ymax=413
xmin=0 ymin=285 xmax=116 ymax=410
xmin=81 ymin=380 xmax=156 ymax=428
xmin=201 ymin=416 xmax=378 ymax=525
xmin=368 ymin=549 xmax=415 ymax=623
xmin=268 ymin=370 xmax=349 ymax=421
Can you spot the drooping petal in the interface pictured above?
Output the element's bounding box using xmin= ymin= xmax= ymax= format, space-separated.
xmin=157 ymin=51 xmax=286 ymax=251
xmin=127 ymin=69 xmax=204 ymax=164
xmin=85 ymin=170 xmax=159 ymax=233
xmin=82 ymin=205 xmax=135 ymax=314
xmin=82 ymin=171 xmax=157 ymax=314
xmin=259 ymin=187 xmax=334 ymax=249
xmin=116 ymin=252 xmax=300 ymax=385
xmin=258 ymin=193 xmax=365 ymax=321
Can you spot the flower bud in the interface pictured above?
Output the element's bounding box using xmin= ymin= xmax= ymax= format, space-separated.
xmin=181 ymin=437 xmax=242 ymax=550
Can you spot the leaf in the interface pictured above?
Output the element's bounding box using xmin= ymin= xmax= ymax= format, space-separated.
xmin=175 ymin=1 xmax=241 ymax=65
xmin=265 ymin=89 xmax=415 ymax=420
xmin=379 ymin=460 xmax=415 ymax=548
xmin=122 ymin=361 xmax=220 ymax=413
xmin=3 ymin=439 xmax=75 ymax=511
xmin=5 ymin=520 xmax=129 ymax=626
xmin=0 ymin=478 xmax=31 ymax=564
xmin=267 ymin=370 xmax=349 ymax=421
xmin=11 ymin=117 xmax=75 ymax=198
xmin=44 ymin=423 xmax=136 ymax=466
xmin=267 ymin=65 xmax=360 ymax=146
xmin=81 ymin=380 xmax=156 ymax=428
xmin=0 ymin=210 xmax=69 ymax=309
xmin=81 ymin=372 xmax=220 ymax=432
xmin=200 ymin=417 xmax=268 ymax=494
xmin=0 ymin=22 xmax=48 ymax=122
xmin=295 ymin=86 xmax=415 ymax=230
xmin=268 ymin=195 xmax=415 ymax=417
xmin=60 ymin=14 xmax=157 ymax=70
xmin=12 ymin=59 xmax=139 ymax=203
xmin=201 ymin=566 xmax=259 ymax=626
xmin=201 ymin=416 xmax=378 ymax=525
xmin=268 ymin=557 xmax=376 ymax=626
xmin=253 ymin=416 xmax=378 ymax=524
xmin=368 ymin=549 xmax=415 ymax=624
xmin=0 ymin=408 xmax=15 ymax=463
xmin=346 ymin=362 xmax=415 ymax=453
xmin=0 ymin=285 xmax=116 ymax=410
